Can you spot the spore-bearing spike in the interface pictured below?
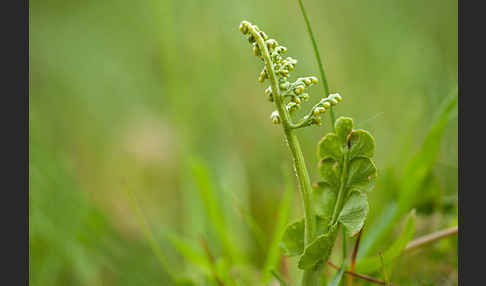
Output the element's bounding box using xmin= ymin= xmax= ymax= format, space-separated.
xmin=239 ymin=20 xmax=342 ymax=128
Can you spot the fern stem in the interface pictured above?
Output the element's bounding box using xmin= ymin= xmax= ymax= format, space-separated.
xmin=249 ymin=27 xmax=315 ymax=246
xmin=331 ymin=152 xmax=349 ymax=224
xmin=249 ymin=24 xmax=318 ymax=286
xmin=296 ymin=0 xmax=336 ymax=130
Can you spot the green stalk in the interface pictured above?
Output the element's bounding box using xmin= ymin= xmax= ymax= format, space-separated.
xmin=303 ymin=152 xmax=349 ymax=286
xmin=294 ymin=2 xmax=344 ymax=281
xmin=302 ymin=263 xmax=325 ymax=286
xmin=249 ymin=26 xmax=318 ymax=286
xmin=296 ymin=0 xmax=336 ymax=130
xmin=250 ymin=29 xmax=315 ymax=245
xmin=331 ymin=152 xmax=349 ymax=224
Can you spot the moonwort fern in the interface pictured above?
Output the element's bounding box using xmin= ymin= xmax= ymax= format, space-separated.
xmin=238 ymin=21 xmax=377 ymax=286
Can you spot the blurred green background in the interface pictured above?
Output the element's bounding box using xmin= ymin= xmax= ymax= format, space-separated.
xmin=30 ymin=0 xmax=457 ymax=285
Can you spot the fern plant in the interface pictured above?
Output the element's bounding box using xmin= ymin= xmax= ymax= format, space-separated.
xmin=122 ymin=17 xmax=457 ymax=286
xmin=239 ymin=21 xmax=377 ymax=286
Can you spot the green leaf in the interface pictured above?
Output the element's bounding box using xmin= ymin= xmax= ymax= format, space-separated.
xmin=312 ymin=182 xmax=337 ymax=222
xmin=348 ymin=129 xmax=375 ymax=159
xmin=338 ymin=192 xmax=369 ymax=237
xmin=327 ymin=264 xmax=346 ymax=286
xmin=355 ymin=210 xmax=416 ymax=274
xmin=317 ymin=134 xmax=343 ymax=161
xmin=298 ymin=229 xmax=338 ymax=270
xmin=346 ymin=157 xmax=377 ymax=193
xmin=280 ymin=219 xmax=305 ymax=256
xmin=315 ymin=215 xmax=332 ymax=237
xmin=280 ymin=216 xmax=329 ymax=257
xmin=318 ymin=157 xmax=342 ymax=189
xmin=335 ymin=117 xmax=354 ymax=140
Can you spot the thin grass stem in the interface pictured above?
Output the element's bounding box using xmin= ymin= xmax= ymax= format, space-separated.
xmin=296 ymin=0 xmax=336 ymax=130
xmin=124 ymin=183 xmax=177 ymax=283
xmin=404 ymin=226 xmax=458 ymax=252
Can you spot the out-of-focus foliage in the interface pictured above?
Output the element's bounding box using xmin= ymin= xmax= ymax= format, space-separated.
xmin=30 ymin=0 xmax=457 ymax=285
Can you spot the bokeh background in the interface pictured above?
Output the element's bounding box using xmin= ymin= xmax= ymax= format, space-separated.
xmin=30 ymin=0 xmax=458 ymax=285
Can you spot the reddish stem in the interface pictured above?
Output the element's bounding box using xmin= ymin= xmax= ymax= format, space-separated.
xmin=348 ymin=228 xmax=363 ymax=286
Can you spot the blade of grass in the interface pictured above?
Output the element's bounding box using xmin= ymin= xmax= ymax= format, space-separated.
xmin=328 ymin=263 xmax=346 ymax=286
xmin=359 ymin=90 xmax=458 ymax=257
xmin=221 ymin=182 xmax=268 ymax=253
xmin=355 ymin=210 xmax=416 ymax=274
xmin=124 ymin=182 xmax=177 ymax=283
xmin=200 ymin=236 xmax=226 ymax=286
xmin=326 ymin=228 xmax=348 ymax=286
xmin=262 ymin=173 xmax=293 ymax=282
xmin=397 ymin=90 xmax=458 ymax=216
xmin=234 ymin=201 xmax=268 ymax=251
xmin=164 ymin=230 xmax=212 ymax=276
xmin=296 ymin=0 xmax=336 ymax=129
xmin=357 ymin=203 xmax=396 ymax=260
xmin=271 ymin=270 xmax=289 ymax=286
xmin=342 ymin=227 xmax=347 ymax=263
xmin=404 ymin=226 xmax=458 ymax=252
xmin=378 ymin=251 xmax=390 ymax=286
xmin=190 ymin=158 xmax=242 ymax=263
